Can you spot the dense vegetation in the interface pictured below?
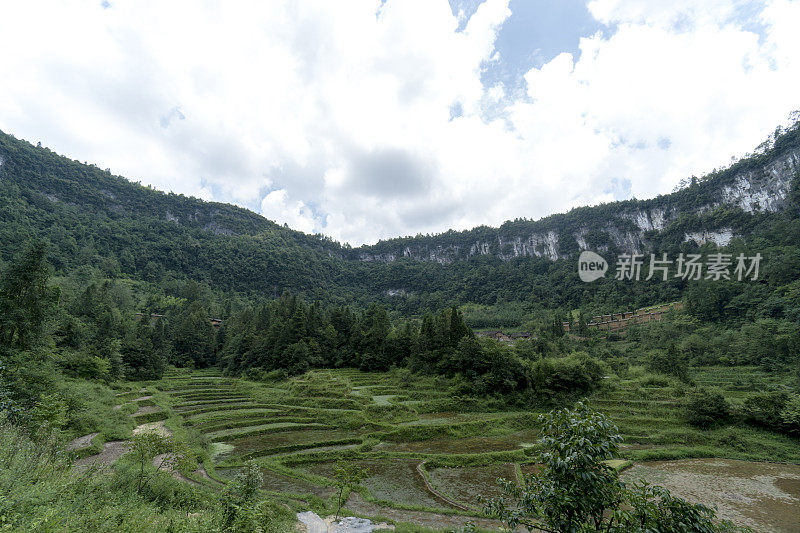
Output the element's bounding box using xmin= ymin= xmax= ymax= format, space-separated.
xmin=2 ymin=120 xmax=800 ymax=316
xmin=1 ymin=121 xmax=799 ymax=531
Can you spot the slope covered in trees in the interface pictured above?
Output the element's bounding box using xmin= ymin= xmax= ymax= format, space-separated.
xmin=2 ymin=122 xmax=800 ymax=316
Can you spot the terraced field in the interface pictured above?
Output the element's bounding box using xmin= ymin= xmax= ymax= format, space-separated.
xmin=153 ymin=366 xmax=800 ymax=531
xmin=593 ymin=367 xmax=800 ymax=464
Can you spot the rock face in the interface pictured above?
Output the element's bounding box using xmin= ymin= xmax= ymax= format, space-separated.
xmin=356 ymin=146 xmax=800 ymax=264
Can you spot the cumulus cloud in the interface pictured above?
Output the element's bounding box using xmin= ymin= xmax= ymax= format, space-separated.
xmin=0 ymin=0 xmax=798 ymax=244
xmin=260 ymin=189 xmax=316 ymax=234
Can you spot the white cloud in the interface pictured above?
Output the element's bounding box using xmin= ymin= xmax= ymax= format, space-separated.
xmin=0 ymin=0 xmax=798 ymax=245
xmin=260 ymin=189 xmax=316 ymax=234
xmin=586 ymin=0 xmax=755 ymax=26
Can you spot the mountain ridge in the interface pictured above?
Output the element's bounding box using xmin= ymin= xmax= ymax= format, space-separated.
xmin=1 ymin=122 xmax=798 ymax=311
xmin=2 ymin=124 xmax=798 ymax=265
xmin=356 ymin=129 xmax=800 ymax=264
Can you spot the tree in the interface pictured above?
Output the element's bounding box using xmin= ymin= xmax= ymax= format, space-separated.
xmin=332 ymin=457 xmax=366 ymax=520
xmin=684 ymin=388 xmax=731 ymax=429
xmin=447 ymin=306 xmax=471 ymax=346
xmin=577 ymin=309 xmax=589 ymax=336
xmin=129 ymin=432 xmax=190 ymax=494
xmin=0 ymin=240 xmax=58 ymax=350
xmin=172 ymin=301 xmax=215 ymax=367
xmin=221 ymin=461 xmax=264 ymax=527
xmin=781 ymin=395 xmax=800 ymax=435
xmin=485 ymin=402 xmax=739 ymax=532
xmin=647 ymin=343 xmax=690 ymax=382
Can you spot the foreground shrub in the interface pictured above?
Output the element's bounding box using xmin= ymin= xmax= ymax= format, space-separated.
xmin=0 ymin=417 xmax=216 ymax=532
xmin=484 ymin=402 xmax=741 ymax=532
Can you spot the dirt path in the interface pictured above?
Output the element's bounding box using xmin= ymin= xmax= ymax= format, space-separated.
xmin=73 ymin=441 xmax=131 ymax=471
xmin=67 ymin=432 xmax=98 ymax=451
xmin=73 ymin=414 xmax=169 ymax=470
xmin=133 ymin=420 xmax=172 ymax=437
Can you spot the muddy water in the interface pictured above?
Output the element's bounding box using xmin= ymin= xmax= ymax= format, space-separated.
xmin=305 ymin=459 xmax=452 ymax=509
xmin=621 ymin=458 xmax=800 ymax=532
xmin=427 ymin=463 xmax=517 ymax=509
xmin=217 ymin=466 xmax=333 ymax=499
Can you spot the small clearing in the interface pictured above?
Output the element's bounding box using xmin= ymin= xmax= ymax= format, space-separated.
xmin=73 ymin=441 xmax=130 ymax=471
xmin=67 ymin=432 xmax=98 ymax=451
xmin=133 ymin=405 xmax=161 ymax=416
xmin=133 ymin=420 xmax=172 ymax=437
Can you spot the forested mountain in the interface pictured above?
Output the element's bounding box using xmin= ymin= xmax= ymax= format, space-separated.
xmin=358 ymin=125 xmax=800 ymax=264
xmin=1 ymin=121 xmax=799 ymax=315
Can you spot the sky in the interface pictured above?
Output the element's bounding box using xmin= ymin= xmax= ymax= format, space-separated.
xmin=1 ymin=1 xmax=799 ymax=246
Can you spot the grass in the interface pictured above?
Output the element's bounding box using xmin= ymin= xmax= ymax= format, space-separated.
xmin=588 ymin=367 xmax=800 ymax=464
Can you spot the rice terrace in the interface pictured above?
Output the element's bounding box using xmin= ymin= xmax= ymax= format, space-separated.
xmin=69 ymin=362 xmax=797 ymax=532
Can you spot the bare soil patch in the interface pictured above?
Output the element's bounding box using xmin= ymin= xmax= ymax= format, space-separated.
xmin=67 ymin=432 xmax=98 ymax=451
xmin=133 ymin=405 xmax=161 ymax=416
xmin=73 ymin=441 xmax=130 ymax=471
xmin=133 ymin=420 xmax=173 ymax=437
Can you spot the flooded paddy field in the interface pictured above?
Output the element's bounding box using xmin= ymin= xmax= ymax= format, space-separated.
xmin=426 ymin=463 xmax=517 ymax=509
xmin=303 ymin=459 xmax=455 ymax=508
xmin=217 ymin=466 xmax=334 ymax=499
xmin=622 ymin=458 xmax=800 ymax=532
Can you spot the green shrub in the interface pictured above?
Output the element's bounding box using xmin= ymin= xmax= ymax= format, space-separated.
xmin=530 ymin=352 xmax=606 ymax=396
xmin=58 ymin=350 xmax=112 ymax=380
xmin=684 ymin=388 xmax=731 ymax=429
xmin=229 ymin=499 xmax=295 ymax=533
xmin=645 ymin=345 xmax=690 ymax=382
xmin=742 ymin=390 xmax=789 ymax=431
xmin=781 ymin=395 xmax=800 ymax=434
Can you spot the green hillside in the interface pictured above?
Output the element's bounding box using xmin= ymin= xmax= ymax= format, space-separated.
xmin=2 ymin=123 xmax=799 ymax=315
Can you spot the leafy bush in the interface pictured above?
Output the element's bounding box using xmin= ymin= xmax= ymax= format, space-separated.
xmin=684 ymin=388 xmax=731 ymax=428
xmin=483 ymin=402 xmax=739 ymax=532
xmin=58 ymin=350 xmax=112 ymax=380
xmin=741 ymin=390 xmax=800 ymax=435
xmin=646 ymin=344 xmax=690 ymax=382
xmin=229 ymin=499 xmax=295 ymax=533
xmin=781 ymin=395 xmax=800 ymax=434
xmin=639 ymin=373 xmax=675 ymax=388
xmin=742 ymin=390 xmax=789 ymax=430
xmin=530 ymin=352 xmax=606 ymax=396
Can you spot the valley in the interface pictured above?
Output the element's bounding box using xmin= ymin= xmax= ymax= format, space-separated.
xmin=70 ymin=364 xmax=796 ymax=532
